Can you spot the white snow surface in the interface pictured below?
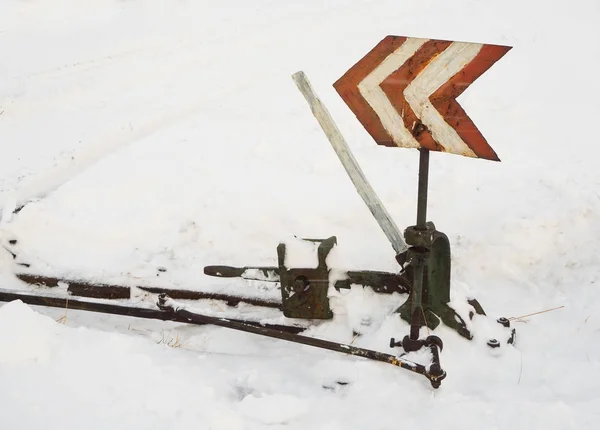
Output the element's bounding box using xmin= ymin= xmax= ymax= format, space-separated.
xmin=1 ymin=0 xmax=599 ymax=428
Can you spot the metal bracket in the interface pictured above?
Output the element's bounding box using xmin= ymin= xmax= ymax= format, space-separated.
xmin=277 ymin=237 xmax=336 ymax=319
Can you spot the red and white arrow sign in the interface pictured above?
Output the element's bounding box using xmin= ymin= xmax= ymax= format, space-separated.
xmin=334 ymin=36 xmax=511 ymax=161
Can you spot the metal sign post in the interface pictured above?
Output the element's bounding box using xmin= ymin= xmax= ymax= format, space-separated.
xmin=408 ymin=148 xmax=430 ymax=340
xmin=332 ymin=35 xmax=512 ymax=344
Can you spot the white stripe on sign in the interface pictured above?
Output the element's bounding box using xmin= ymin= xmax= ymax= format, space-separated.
xmin=404 ymin=42 xmax=483 ymax=157
xmin=358 ymin=38 xmax=428 ymax=148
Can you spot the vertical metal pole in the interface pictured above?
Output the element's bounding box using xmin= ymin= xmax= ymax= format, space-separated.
xmin=410 ymin=148 xmax=430 ymax=339
xmin=416 ymin=148 xmax=430 ymax=229
xmin=410 ymin=258 xmax=425 ymax=339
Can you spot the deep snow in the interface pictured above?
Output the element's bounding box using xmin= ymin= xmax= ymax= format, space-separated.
xmin=1 ymin=0 xmax=599 ymax=428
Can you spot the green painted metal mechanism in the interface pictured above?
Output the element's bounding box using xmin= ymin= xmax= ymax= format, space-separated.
xmin=277 ymin=237 xmax=335 ymax=319
xmin=396 ymin=222 xmax=485 ymax=339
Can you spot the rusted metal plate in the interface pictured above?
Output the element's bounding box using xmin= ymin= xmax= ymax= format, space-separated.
xmin=334 ymin=36 xmax=511 ymax=161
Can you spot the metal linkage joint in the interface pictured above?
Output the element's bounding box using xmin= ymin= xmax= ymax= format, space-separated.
xmin=389 ymin=334 xmax=446 ymax=388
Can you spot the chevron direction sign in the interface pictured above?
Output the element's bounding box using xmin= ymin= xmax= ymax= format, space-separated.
xmin=334 ymin=36 xmax=511 ymax=161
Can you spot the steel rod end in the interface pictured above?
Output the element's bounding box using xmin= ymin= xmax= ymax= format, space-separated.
xmin=157 ymin=293 xmax=173 ymax=311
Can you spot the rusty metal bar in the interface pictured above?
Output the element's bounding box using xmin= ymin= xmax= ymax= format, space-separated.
xmin=0 ymin=288 xmax=303 ymax=334
xmin=158 ymin=294 xmax=441 ymax=387
xmin=0 ymin=288 xmax=443 ymax=387
xmin=14 ymin=273 xmax=282 ymax=309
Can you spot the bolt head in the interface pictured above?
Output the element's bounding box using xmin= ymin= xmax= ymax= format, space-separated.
xmin=487 ymin=338 xmax=500 ymax=348
xmin=497 ymin=317 xmax=510 ymax=328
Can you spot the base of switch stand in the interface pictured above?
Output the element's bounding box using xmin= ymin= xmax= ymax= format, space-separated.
xmin=395 ymin=222 xmax=486 ymax=340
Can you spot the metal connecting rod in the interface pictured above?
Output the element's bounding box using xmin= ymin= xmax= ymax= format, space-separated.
xmin=0 ymin=288 xmax=304 ymax=334
xmin=158 ymin=294 xmax=444 ymax=387
xmin=0 ymin=289 xmax=445 ymax=387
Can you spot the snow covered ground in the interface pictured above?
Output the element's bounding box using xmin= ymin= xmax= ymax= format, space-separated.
xmin=1 ymin=0 xmax=599 ymax=428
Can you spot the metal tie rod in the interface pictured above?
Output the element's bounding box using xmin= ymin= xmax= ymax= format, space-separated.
xmin=157 ymin=294 xmax=441 ymax=387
